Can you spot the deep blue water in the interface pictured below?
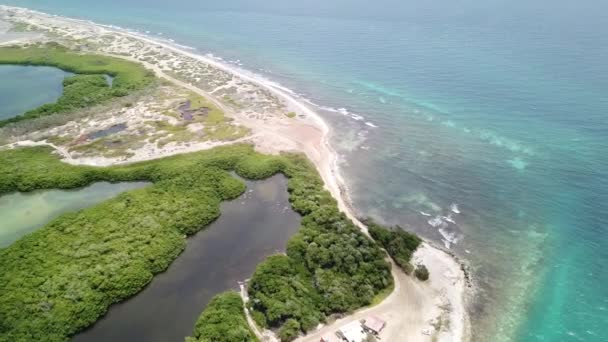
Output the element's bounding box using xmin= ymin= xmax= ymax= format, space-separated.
xmin=3 ymin=1 xmax=607 ymax=340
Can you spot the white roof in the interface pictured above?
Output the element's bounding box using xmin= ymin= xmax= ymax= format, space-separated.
xmin=363 ymin=315 xmax=386 ymax=333
xmin=339 ymin=321 xmax=366 ymax=342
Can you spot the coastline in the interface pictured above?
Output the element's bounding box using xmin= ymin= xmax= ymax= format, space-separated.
xmin=0 ymin=5 xmax=470 ymax=341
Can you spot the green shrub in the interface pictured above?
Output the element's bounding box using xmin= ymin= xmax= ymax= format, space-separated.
xmin=235 ymin=155 xmax=285 ymax=180
xmin=187 ymin=292 xmax=257 ymax=342
xmin=365 ymin=218 xmax=422 ymax=271
xmin=415 ymin=265 xmax=430 ymax=281
xmin=278 ymin=319 xmax=301 ymax=342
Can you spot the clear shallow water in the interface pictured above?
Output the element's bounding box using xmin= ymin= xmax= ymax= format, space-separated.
xmin=73 ymin=175 xmax=300 ymax=342
xmin=0 ymin=64 xmax=71 ymax=119
xmin=0 ymin=182 xmax=149 ymax=247
xmin=4 ymin=1 xmax=608 ymax=340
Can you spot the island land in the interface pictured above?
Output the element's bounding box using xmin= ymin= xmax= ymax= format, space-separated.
xmin=0 ymin=5 xmax=469 ymax=342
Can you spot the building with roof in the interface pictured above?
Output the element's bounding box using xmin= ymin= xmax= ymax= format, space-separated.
xmin=337 ymin=321 xmax=366 ymax=342
xmin=362 ymin=315 xmax=386 ymax=335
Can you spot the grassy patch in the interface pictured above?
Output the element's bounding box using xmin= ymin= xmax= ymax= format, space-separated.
xmin=68 ymin=134 xmax=142 ymax=158
xmin=147 ymin=93 xmax=250 ymax=146
xmin=0 ymin=44 xmax=155 ymax=127
xmin=222 ymin=94 xmax=242 ymax=108
xmin=45 ymin=135 xmax=74 ymax=146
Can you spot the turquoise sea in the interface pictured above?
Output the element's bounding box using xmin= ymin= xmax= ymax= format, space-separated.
xmin=2 ymin=1 xmax=607 ymax=340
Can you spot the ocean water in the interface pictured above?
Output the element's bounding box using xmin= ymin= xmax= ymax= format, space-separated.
xmin=0 ymin=65 xmax=70 ymax=119
xmin=3 ymin=1 xmax=607 ymax=341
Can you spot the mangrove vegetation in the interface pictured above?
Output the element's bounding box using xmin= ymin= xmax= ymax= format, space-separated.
xmin=0 ymin=144 xmax=397 ymax=342
xmin=365 ymin=218 xmax=422 ymax=274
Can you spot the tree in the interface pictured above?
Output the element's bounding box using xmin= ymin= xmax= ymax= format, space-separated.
xmin=278 ymin=319 xmax=301 ymax=342
xmin=415 ymin=264 xmax=430 ymax=281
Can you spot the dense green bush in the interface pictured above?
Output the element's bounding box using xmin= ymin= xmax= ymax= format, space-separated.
xmin=248 ymin=256 xmax=323 ymax=331
xmin=277 ymin=319 xmax=301 ymax=342
xmin=185 ymin=292 xmax=257 ymax=342
xmin=0 ymin=44 xmax=154 ymax=127
xmin=415 ymin=265 xmax=430 ymax=281
xmin=365 ymin=219 xmax=422 ymax=272
xmin=235 ymin=154 xmax=285 ymax=180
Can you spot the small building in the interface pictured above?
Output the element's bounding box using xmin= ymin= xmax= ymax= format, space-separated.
xmin=337 ymin=321 xmax=366 ymax=342
xmin=362 ymin=315 xmax=386 ymax=335
xmin=320 ymin=334 xmax=339 ymax=342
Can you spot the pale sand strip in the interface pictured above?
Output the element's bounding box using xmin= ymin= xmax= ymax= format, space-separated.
xmin=0 ymin=6 xmax=470 ymax=341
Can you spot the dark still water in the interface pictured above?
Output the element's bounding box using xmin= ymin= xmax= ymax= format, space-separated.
xmin=73 ymin=175 xmax=300 ymax=342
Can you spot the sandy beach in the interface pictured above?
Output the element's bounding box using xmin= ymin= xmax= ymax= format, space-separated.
xmin=0 ymin=5 xmax=470 ymax=341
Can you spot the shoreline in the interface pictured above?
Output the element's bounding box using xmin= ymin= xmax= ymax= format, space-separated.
xmin=0 ymin=5 xmax=470 ymax=341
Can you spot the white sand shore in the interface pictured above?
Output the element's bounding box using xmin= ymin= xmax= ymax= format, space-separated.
xmin=0 ymin=6 xmax=470 ymax=341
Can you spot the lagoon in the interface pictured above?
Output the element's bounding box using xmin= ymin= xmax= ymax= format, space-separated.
xmin=73 ymin=175 xmax=300 ymax=342
xmin=0 ymin=65 xmax=71 ymax=120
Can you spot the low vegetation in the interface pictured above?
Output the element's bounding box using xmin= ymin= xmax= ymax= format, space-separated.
xmin=365 ymin=219 xmax=422 ymax=274
xmin=0 ymin=144 xmax=395 ymax=342
xmin=149 ymin=92 xmax=250 ymax=147
xmin=185 ymin=292 xmax=258 ymax=342
xmin=0 ymin=43 xmax=154 ymax=127
xmin=415 ymin=265 xmax=430 ymax=281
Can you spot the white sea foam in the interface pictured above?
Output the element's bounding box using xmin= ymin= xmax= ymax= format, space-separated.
xmin=428 ymin=216 xmax=444 ymax=228
xmin=442 ymin=214 xmax=456 ymax=224
xmin=451 ymin=203 xmax=461 ymax=214
xmin=301 ymin=101 xmax=377 ymax=127
xmin=419 ymin=211 xmax=432 ymax=217
xmin=439 ymin=228 xmax=459 ymax=249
